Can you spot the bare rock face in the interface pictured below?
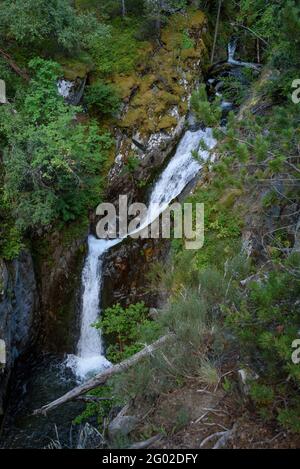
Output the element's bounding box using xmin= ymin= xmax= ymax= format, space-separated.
xmin=0 ymin=251 xmax=40 ymax=415
xmin=35 ymin=230 xmax=87 ymax=353
xmin=102 ymin=236 xmax=169 ymax=310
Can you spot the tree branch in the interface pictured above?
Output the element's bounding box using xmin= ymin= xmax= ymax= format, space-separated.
xmin=229 ymin=22 xmax=268 ymax=46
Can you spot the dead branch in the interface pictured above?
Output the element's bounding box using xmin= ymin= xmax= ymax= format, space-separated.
xmin=211 ymin=0 xmax=223 ymax=64
xmin=129 ymin=434 xmax=163 ymax=449
xmin=213 ymin=426 xmax=235 ymax=449
xmin=200 ymin=431 xmax=227 ymax=448
xmin=33 ymin=333 xmax=175 ymax=416
xmin=229 ymin=22 xmax=268 ymax=45
xmin=75 ymin=396 xmax=113 ymax=403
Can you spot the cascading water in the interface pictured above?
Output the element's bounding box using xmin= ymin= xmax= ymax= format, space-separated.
xmin=68 ymin=127 xmax=216 ymax=380
xmin=67 ymin=238 xmax=120 ymax=379
xmin=227 ymin=37 xmax=260 ymax=70
xmin=57 ymin=79 xmax=74 ymax=99
xmin=145 ymin=128 xmax=216 ymax=226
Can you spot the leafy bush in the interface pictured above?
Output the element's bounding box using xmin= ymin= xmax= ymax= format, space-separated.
xmin=94 ymin=302 xmax=154 ymax=362
xmin=0 ymin=58 xmax=112 ymax=232
xmin=0 ymin=0 xmax=110 ymax=52
xmin=190 ymin=84 xmax=221 ymax=127
xmin=85 ymin=82 xmax=121 ymax=116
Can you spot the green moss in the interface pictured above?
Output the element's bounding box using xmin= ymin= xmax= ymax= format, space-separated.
xmin=57 ymin=55 xmax=94 ymax=80
xmin=113 ymin=74 xmax=140 ymax=100
xmin=157 ymin=115 xmax=178 ymax=130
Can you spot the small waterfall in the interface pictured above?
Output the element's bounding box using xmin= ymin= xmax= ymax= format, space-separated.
xmin=57 ymin=79 xmax=73 ymax=99
xmin=66 ymin=237 xmax=120 ymax=379
xmin=140 ymin=128 xmax=216 ymax=231
xmin=57 ymin=78 xmax=87 ymax=106
xmin=68 ymin=127 xmax=216 ymax=379
xmin=228 ymin=37 xmax=237 ymax=62
xmin=227 ymin=38 xmax=261 ymax=70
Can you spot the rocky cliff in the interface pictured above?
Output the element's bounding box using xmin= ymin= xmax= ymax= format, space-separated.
xmin=0 ymin=251 xmax=39 ymax=415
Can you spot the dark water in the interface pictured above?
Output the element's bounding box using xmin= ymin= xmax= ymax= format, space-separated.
xmin=0 ymin=353 xmax=84 ymax=448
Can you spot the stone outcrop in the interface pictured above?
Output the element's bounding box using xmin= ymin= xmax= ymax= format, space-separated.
xmin=105 ymin=10 xmax=209 ymax=204
xmin=0 ymin=251 xmax=39 ymax=415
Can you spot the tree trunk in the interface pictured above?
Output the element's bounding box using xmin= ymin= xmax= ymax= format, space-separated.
xmin=210 ymin=0 xmax=222 ymax=64
xmin=33 ymin=333 xmax=175 ymax=416
xmin=121 ymin=0 xmax=126 ymax=17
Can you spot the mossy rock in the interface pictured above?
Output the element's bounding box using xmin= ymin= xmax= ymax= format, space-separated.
xmin=188 ymin=10 xmax=206 ymax=28
xmin=58 ymin=56 xmax=94 ymax=80
xmin=157 ymin=115 xmax=178 ymax=131
xmin=119 ymin=107 xmax=147 ymax=129
xmin=181 ymin=47 xmax=201 ymax=60
xmin=113 ymin=74 xmax=140 ymax=100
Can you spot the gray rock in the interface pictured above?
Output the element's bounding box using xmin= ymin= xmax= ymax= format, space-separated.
xmin=108 ymin=411 xmax=138 ymax=440
xmin=149 ymin=308 xmax=160 ymax=319
xmin=0 ymin=250 xmax=40 ymax=414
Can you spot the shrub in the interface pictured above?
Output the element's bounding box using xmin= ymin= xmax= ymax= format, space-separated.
xmin=85 ymin=82 xmax=121 ymax=116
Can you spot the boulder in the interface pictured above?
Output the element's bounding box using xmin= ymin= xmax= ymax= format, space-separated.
xmin=108 ymin=406 xmax=138 ymax=440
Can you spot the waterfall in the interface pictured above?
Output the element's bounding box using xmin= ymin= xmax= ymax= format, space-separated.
xmin=57 ymin=78 xmax=86 ymax=106
xmin=227 ymin=38 xmax=261 ymax=70
xmin=57 ymin=79 xmax=73 ymax=99
xmin=146 ymin=128 xmax=215 ymax=223
xmin=68 ymin=127 xmax=216 ymax=380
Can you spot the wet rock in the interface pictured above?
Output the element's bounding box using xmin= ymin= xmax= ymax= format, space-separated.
xmin=36 ymin=230 xmax=87 ymax=353
xmin=102 ymin=236 xmax=169 ymax=309
xmin=0 ymin=251 xmax=40 ymax=414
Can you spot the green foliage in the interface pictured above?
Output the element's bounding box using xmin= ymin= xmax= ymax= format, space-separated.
xmin=91 ymin=18 xmax=146 ymax=75
xmin=94 ymin=302 xmax=154 ymax=362
xmin=73 ymin=384 xmax=116 ymax=426
xmin=84 ymin=82 xmax=121 ymax=116
xmin=0 ymin=224 xmax=24 ymax=260
xmin=190 ymin=84 xmax=221 ymax=127
xmin=221 ymin=69 xmax=255 ymax=107
xmin=0 ymin=58 xmax=112 ymax=232
xmin=0 ymin=0 xmax=110 ymax=52
xmin=236 ymin=0 xmax=300 ymax=98
xmin=122 ymin=155 xmax=140 ymax=175
xmin=226 ymin=256 xmax=300 ymax=432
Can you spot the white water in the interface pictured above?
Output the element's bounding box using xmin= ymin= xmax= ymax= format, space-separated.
xmin=68 ymin=127 xmax=216 ymax=379
xmin=228 ymin=38 xmax=260 ymax=70
xmin=57 ymin=79 xmax=74 ymax=98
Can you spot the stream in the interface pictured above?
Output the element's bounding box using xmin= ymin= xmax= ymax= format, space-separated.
xmin=2 ymin=41 xmax=254 ymax=446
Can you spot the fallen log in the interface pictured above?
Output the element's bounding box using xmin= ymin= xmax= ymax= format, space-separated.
xmin=75 ymin=396 xmax=113 ymax=403
xmin=34 ymin=333 xmax=174 ymax=416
